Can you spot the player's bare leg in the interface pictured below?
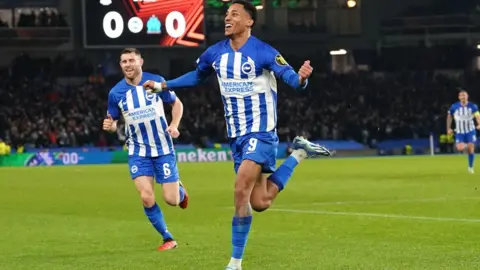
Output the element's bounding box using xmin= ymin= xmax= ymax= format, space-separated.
xmin=134 ymin=176 xmax=177 ymax=251
xmin=162 ymin=181 xmax=189 ymax=209
xmin=456 ymin=142 xmax=466 ymax=152
xmin=227 ymin=160 xmax=262 ymax=270
xmin=134 ymin=176 xmax=156 ymax=207
xmin=250 ymin=174 xmax=276 ymax=212
xmin=250 ymin=136 xmax=332 ymax=212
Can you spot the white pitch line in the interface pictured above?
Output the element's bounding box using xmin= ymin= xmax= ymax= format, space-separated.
xmin=268 ymin=208 xmax=480 ymax=223
xmin=309 ymin=197 xmax=480 ymax=206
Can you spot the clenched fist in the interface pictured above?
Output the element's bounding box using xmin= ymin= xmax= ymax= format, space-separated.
xmin=166 ymin=125 xmax=180 ymax=138
xmin=298 ymin=60 xmax=313 ymax=85
xmin=103 ymin=114 xmax=116 ymax=132
xmin=143 ymin=80 xmax=164 ymax=94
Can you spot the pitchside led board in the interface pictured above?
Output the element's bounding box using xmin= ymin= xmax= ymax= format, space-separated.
xmin=82 ymin=0 xmax=206 ymax=48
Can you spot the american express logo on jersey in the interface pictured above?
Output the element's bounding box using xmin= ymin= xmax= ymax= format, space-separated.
xmin=454 ymin=110 xmax=473 ymax=121
xmin=127 ymin=107 xmax=156 ymax=121
xmin=455 ymin=114 xmax=473 ymax=121
xmin=222 ymin=81 xmax=254 ymax=93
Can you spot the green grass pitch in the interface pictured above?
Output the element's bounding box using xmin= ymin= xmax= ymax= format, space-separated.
xmin=1 ymin=155 xmax=480 ymax=270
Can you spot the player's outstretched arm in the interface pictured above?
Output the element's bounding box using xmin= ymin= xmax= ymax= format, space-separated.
xmin=166 ymin=70 xmax=210 ymax=89
xmin=166 ymin=46 xmax=216 ymax=89
xmin=143 ymin=70 xmax=209 ymax=93
xmin=144 ymin=47 xmax=216 ymax=93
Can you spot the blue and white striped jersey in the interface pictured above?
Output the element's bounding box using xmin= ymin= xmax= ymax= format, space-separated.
xmin=107 ymin=72 xmax=176 ymax=157
xmin=449 ymin=102 xmax=479 ymax=134
xmin=196 ymin=36 xmax=302 ymax=138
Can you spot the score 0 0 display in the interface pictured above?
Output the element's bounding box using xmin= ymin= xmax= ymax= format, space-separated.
xmin=82 ymin=0 xmax=205 ymax=48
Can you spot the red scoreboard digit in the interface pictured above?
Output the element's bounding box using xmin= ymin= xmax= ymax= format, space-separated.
xmin=82 ymin=0 xmax=205 ymax=48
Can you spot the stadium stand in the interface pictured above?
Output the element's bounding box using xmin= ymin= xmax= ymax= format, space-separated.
xmin=0 ymin=51 xmax=477 ymax=155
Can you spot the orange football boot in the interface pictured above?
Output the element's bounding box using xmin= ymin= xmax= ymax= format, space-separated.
xmin=158 ymin=239 xmax=178 ymax=251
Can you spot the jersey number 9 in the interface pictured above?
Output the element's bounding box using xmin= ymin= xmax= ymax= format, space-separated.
xmin=248 ymin=138 xmax=258 ymax=152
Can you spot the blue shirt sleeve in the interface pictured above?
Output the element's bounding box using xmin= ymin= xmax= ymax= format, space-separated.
xmin=165 ymin=46 xmax=215 ymax=89
xmin=262 ymin=44 xmax=306 ymax=90
xmin=166 ymin=71 xmax=203 ymax=89
xmin=472 ymin=104 xmax=479 ymax=114
xmin=159 ymin=91 xmax=177 ymax=104
xmin=196 ymin=46 xmax=215 ymax=78
xmin=107 ymin=91 xmax=121 ymax=120
xmin=448 ymin=105 xmax=455 ymax=115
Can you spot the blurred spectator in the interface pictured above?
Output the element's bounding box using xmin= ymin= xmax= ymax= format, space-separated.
xmin=16 ymin=8 xmax=67 ymax=27
xmin=0 ymin=139 xmax=11 ymax=155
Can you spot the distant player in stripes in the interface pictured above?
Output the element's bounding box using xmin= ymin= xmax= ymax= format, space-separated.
xmin=447 ymin=89 xmax=480 ymax=173
xmin=102 ymin=48 xmax=188 ymax=251
xmin=142 ymin=1 xmax=331 ymax=269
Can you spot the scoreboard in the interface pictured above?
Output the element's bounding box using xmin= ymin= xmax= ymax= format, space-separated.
xmin=82 ymin=0 xmax=205 ymax=48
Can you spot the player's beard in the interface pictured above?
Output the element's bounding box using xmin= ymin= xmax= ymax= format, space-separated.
xmin=124 ymin=68 xmax=139 ymax=81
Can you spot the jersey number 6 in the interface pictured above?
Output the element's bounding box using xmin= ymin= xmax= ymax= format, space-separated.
xmin=163 ymin=163 xmax=171 ymax=176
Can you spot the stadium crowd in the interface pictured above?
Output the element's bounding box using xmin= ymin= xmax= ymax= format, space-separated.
xmin=17 ymin=8 xmax=67 ymax=27
xmin=0 ymin=53 xmax=477 ymax=150
xmin=0 ymin=8 xmax=67 ymax=28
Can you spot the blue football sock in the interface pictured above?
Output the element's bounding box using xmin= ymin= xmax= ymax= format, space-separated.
xmin=178 ymin=185 xmax=186 ymax=202
xmin=268 ymin=156 xmax=299 ymax=191
xmin=232 ymin=216 xmax=252 ymax=260
xmin=144 ymin=203 xmax=173 ymax=241
xmin=468 ymin=153 xmax=475 ymax=168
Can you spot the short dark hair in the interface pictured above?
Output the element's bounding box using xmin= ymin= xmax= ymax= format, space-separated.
xmin=121 ymin=47 xmax=141 ymax=56
xmin=457 ymin=87 xmax=468 ymax=94
xmin=232 ymin=0 xmax=257 ymax=28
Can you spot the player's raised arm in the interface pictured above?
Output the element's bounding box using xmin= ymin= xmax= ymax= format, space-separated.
xmin=265 ymin=47 xmax=312 ymax=90
xmin=103 ymin=91 xmax=120 ymax=133
xmin=447 ymin=106 xmax=454 ymax=135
